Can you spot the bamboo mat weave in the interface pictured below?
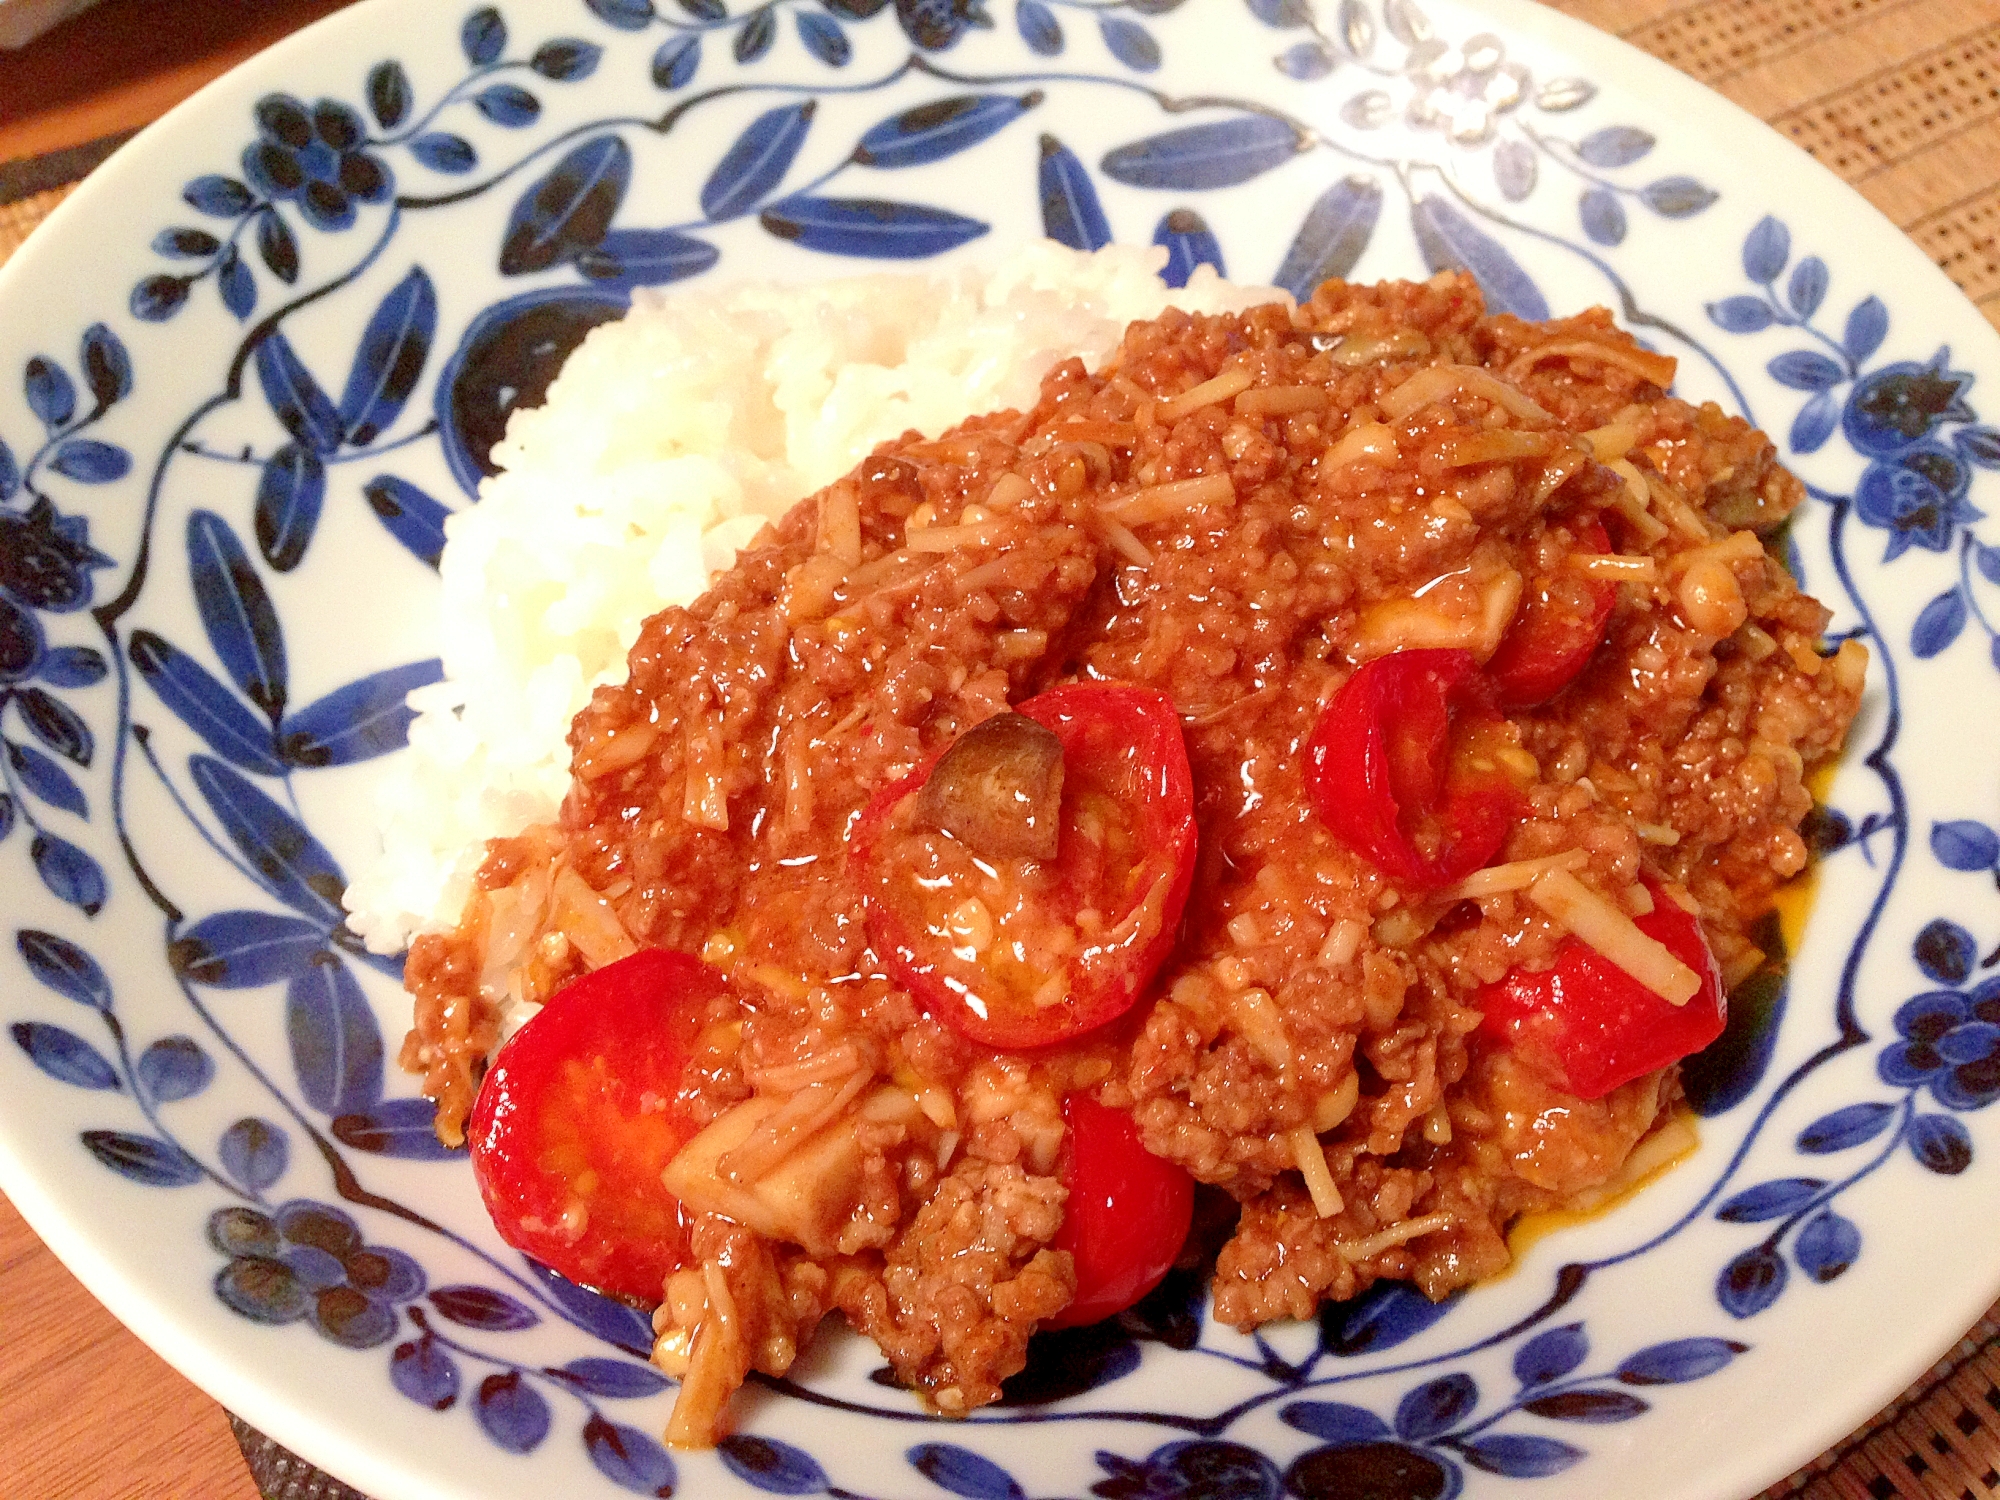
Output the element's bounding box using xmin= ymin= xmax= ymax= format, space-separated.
xmin=4 ymin=0 xmax=2000 ymax=1497
xmin=1547 ymin=0 xmax=2000 ymax=332
xmin=0 ymin=183 xmax=73 ymax=256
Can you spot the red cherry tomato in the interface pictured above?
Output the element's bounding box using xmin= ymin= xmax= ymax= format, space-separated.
xmin=468 ymin=948 xmax=725 ymax=1302
xmin=1305 ymin=649 xmax=1526 ymax=891
xmin=853 ymin=683 xmax=1197 ymax=1051
xmin=1477 ymin=878 xmax=1727 ymax=1099
xmin=1486 ymin=518 xmax=1618 ymax=710
xmin=1046 ymin=1095 xmax=1195 ymax=1328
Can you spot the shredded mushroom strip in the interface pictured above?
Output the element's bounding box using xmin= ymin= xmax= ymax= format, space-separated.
xmin=1527 ymin=869 xmax=1701 ymax=1005
xmin=1290 ymin=1125 xmax=1345 ymax=1217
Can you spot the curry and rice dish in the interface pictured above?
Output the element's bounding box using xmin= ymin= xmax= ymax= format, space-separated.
xmin=396 ymin=268 xmax=1864 ymax=1447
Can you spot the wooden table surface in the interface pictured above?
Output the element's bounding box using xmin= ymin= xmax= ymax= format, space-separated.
xmin=0 ymin=1190 xmax=259 ymax=1499
xmin=3 ymin=0 xmax=1999 ymax=1496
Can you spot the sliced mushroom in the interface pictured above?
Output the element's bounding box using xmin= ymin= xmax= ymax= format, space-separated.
xmin=913 ymin=712 xmax=1066 ymax=861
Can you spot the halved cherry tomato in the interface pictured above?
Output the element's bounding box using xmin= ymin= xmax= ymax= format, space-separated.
xmin=853 ymin=683 xmax=1197 ymax=1050
xmin=1046 ymin=1094 xmax=1195 ymax=1328
xmin=1305 ymin=649 xmax=1526 ymax=891
xmin=1486 ymin=518 xmax=1618 ymax=710
xmin=1477 ymin=878 xmax=1726 ymax=1099
xmin=467 ymin=948 xmax=726 ymax=1302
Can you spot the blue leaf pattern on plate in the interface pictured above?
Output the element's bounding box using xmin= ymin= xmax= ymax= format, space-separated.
xmin=17 ymin=686 xmax=92 ymax=765
xmin=432 ymin=1284 xmax=541 ymax=1332
xmin=1716 ymin=1177 xmax=1825 ymax=1222
xmin=1279 ymin=1400 xmax=1391 ymax=1444
xmin=1513 ymin=1324 xmax=1589 ymax=1386
xmin=1101 ymin=116 xmax=1301 ymax=190
xmin=285 ymin=956 xmax=383 ymax=1114
xmin=524 ymin=34 xmax=618 ymax=88
xmin=734 ymin=8 xmax=777 ymax=64
xmin=474 ymin=1372 xmax=552 ymax=1453
xmin=253 ymin=334 xmax=344 ymax=457
xmin=187 ymin=510 xmax=289 ymax=721
xmin=83 ymin=1129 xmax=204 ymax=1186
xmin=129 ymin=631 xmax=286 ymax=774
xmin=412 ymin=133 xmax=478 ymax=174
xmin=578 ymin=228 xmax=722 ymax=292
xmin=12 ymin=1021 xmax=121 ymax=1090
xmin=462 ymin=7 xmax=505 ymax=65
xmin=759 ymin=196 xmax=987 ymax=257
xmin=555 ymin=1357 xmax=673 ymax=1398
xmin=391 ymin=1336 xmax=462 ymax=1409
xmin=704 ymin=103 xmax=815 ymax=219
xmin=47 ymin=439 xmax=129 ymax=483
xmin=1616 ymin=1339 xmax=1745 ymax=1384
xmin=1796 ymin=1102 xmax=1896 ymax=1154
xmin=1395 ymin=1373 xmax=1478 ymax=1441
xmin=362 ymin=475 xmax=453 ymax=568
xmin=339 ymin=268 xmax=438 ymax=448
xmin=218 ymin=1116 xmax=289 ymax=1191
xmin=1933 ymin=819 xmax=2000 ymax=871
xmin=526 ymin=1257 xmax=655 ymax=1356
xmin=17 ymin=928 xmax=112 ymax=1008
xmin=1273 ymin=175 xmax=1382 ymax=300
xmin=254 ymin=445 xmax=325 ymax=572
xmin=25 ymin=357 xmax=76 ymax=428
xmin=1275 ymin=40 xmax=1335 ymax=80
xmin=31 ymin=832 xmax=106 ymax=914
xmin=1152 ymin=208 xmax=1223 ymax=288
xmin=1909 ymin=1113 xmax=1973 ymax=1174
xmin=9 ymin=740 xmax=86 ymax=817
xmin=1794 ymin=1212 xmax=1861 ymax=1282
xmin=171 ymin=910 xmax=326 ymax=987
xmin=1788 ymin=256 xmax=1829 ymax=319
xmin=1575 ymin=125 xmax=1653 ymax=167
xmin=501 ymin=136 xmax=632 ymax=273
xmin=796 ymin=11 xmax=851 ymax=66
xmin=279 ymin=659 xmax=444 ymax=768
xmin=36 ymin=646 xmax=107 ymax=688
xmin=907 ymin=1443 xmax=1025 ymax=1500
xmin=855 ymin=94 xmax=1035 ymax=170
xmin=1016 ymin=0 xmax=1060 ymax=55
xmin=332 ymin=1096 xmax=465 ymax=1160
xmin=1578 ymin=187 xmax=1625 ymax=246
xmin=585 ymin=1415 xmax=678 ymax=1495
xmin=1460 ymin=1435 xmax=1584 ymax=1478
xmin=1099 ymin=16 xmax=1160 ymax=71
xmin=653 ymin=33 xmax=701 ymax=88
xmin=1320 ymin=1280 xmax=1460 ymax=1356
xmin=720 ymin=1434 xmax=832 ymax=1493
xmin=1037 ymin=135 xmax=1109 ymax=251
xmin=136 ymin=1035 xmax=215 ymax=1102
xmin=189 ymin=756 xmax=347 ymax=925
xmin=1409 ymin=195 xmax=1549 ymax=320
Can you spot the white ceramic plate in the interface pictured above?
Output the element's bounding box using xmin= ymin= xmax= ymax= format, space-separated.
xmin=4 ymin=1 xmax=1998 ymax=1497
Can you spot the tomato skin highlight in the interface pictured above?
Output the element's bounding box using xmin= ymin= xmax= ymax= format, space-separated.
xmin=854 ymin=683 xmax=1197 ymax=1050
xmin=1476 ymin=879 xmax=1727 ymax=1099
xmin=1305 ymin=649 xmax=1525 ymax=891
xmin=1487 ymin=518 xmax=1618 ymax=710
xmin=1046 ymin=1094 xmax=1195 ymax=1328
xmin=467 ymin=948 xmax=725 ymax=1302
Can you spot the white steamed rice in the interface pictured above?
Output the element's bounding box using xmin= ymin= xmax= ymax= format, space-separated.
xmin=342 ymin=242 xmax=1282 ymax=953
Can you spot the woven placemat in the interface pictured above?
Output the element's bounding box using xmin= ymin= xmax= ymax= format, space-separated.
xmin=0 ymin=182 xmax=74 ymax=257
xmin=6 ymin=2 xmax=2000 ymax=1495
xmin=1546 ymin=0 xmax=2000 ymax=334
